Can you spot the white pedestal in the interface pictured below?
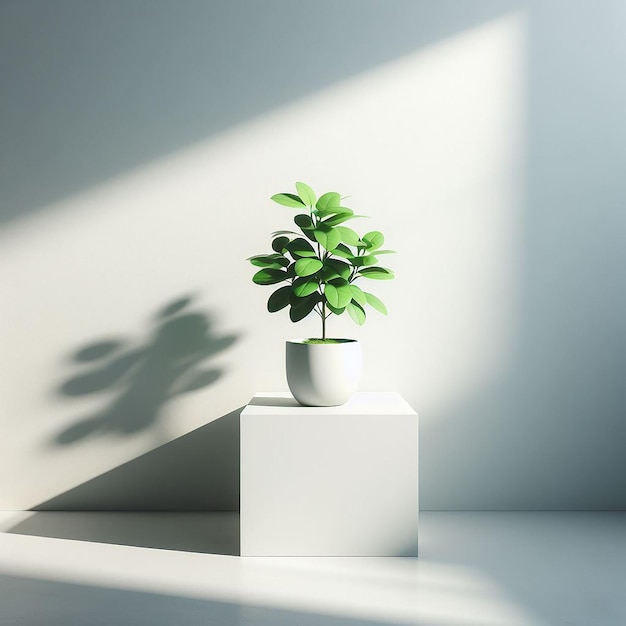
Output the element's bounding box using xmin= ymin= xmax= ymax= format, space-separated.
xmin=240 ymin=392 xmax=418 ymax=556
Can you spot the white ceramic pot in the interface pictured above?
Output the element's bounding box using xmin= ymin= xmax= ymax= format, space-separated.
xmin=286 ymin=339 xmax=362 ymax=407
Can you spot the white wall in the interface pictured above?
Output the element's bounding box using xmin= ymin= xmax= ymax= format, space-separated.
xmin=1 ymin=1 xmax=624 ymax=510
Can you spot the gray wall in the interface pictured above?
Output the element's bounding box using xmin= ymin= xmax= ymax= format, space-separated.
xmin=1 ymin=0 xmax=624 ymax=511
xmin=425 ymin=0 xmax=626 ymax=509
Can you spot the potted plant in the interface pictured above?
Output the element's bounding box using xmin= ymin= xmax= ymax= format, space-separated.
xmin=248 ymin=182 xmax=395 ymax=406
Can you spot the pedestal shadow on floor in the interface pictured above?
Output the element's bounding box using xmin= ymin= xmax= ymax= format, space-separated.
xmin=7 ymin=512 xmax=240 ymax=556
xmin=10 ymin=408 xmax=242 ymax=555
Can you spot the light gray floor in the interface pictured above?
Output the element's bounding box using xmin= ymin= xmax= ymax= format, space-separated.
xmin=0 ymin=512 xmax=624 ymax=626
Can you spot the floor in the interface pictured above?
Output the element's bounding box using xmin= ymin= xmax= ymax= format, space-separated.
xmin=0 ymin=512 xmax=624 ymax=626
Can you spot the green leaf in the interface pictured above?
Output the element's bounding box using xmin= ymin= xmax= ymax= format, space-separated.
xmin=295 ymin=257 xmax=323 ymax=277
xmin=359 ymin=267 xmax=395 ymax=280
xmin=272 ymin=236 xmax=290 ymax=253
xmin=322 ymin=211 xmax=357 ymax=227
xmin=253 ymin=268 xmax=288 ymax=285
xmin=336 ymin=226 xmax=361 ymax=246
xmin=272 ymin=230 xmax=299 ymax=237
xmin=323 ymin=284 xmax=339 ymax=308
xmin=364 ymin=292 xmax=388 ymax=314
xmin=292 ymin=278 xmax=320 ymax=297
xmin=289 ymin=294 xmax=318 ymax=322
xmin=248 ymin=254 xmax=290 ymax=269
xmin=271 ymin=193 xmax=305 ymax=208
xmin=324 ymin=282 xmax=352 ymax=308
xmin=294 ymin=213 xmax=313 ymax=229
xmin=295 ymin=182 xmax=316 ymax=207
xmin=267 ymin=286 xmax=291 ymax=312
xmin=362 ymin=255 xmax=379 ymax=266
xmin=321 ymin=266 xmax=339 ymax=282
xmin=348 ymin=254 xmax=379 ymax=267
xmin=363 ymin=231 xmax=384 ymax=250
xmin=285 ymin=263 xmax=296 ymax=279
xmin=294 ymin=214 xmax=317 ymax=241
xmin=313 ymin=226 xmax=342 ymax=252
xmin=286 ymin=237 xmax=317 ymax=258
xmin=313 ymin=209 xmax=334 ymax=218
xmin=325 ymin=303 xmax=346 ymax=315
xmin=331 ymin=243 xmax=353 ymax=259
xmin=316 ymin=191 xmax=341 ymax=210
xmin=346 ymin=301 xmax=366 ymax=325
xmin=315 ymin=205 xmax=352 ymax=218
xmin=324 ymin=209 xmax=369 ymax=226
xmin=324 ymin=258 xmax=351 ymax=280
xmin=349 ymin=285 xmax=367 ymax=306
xmin=370 ymin=249 xmax=396 ymax=255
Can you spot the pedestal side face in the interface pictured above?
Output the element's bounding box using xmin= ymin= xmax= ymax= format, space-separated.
xmin=241 ymin=403 xmax=418 ymax=557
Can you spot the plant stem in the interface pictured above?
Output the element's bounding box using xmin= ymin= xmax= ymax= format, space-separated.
xmin=322 ymin=300 xmax=326 ymax=339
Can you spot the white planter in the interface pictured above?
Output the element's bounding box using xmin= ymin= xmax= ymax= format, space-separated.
xmin=286 ymin=339 xmax=362 ymax=407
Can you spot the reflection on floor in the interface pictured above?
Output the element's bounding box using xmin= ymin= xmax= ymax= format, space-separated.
xmin=1 ymin=512 xmax=624 ymax=626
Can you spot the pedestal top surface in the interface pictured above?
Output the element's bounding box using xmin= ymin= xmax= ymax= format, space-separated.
xmin=242 ymin=391 xmax=416 ymax=416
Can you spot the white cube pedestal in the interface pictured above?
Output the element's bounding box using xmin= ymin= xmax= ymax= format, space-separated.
xmin=240 ymin=392 xmax=418 ymax=556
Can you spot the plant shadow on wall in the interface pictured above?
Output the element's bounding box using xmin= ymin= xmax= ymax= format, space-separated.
xmin=53 ymin=295 xmax=238 ymax=446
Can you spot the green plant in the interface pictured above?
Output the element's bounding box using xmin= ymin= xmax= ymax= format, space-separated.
xmin=248 ymin=182 xmax=395 ymax=340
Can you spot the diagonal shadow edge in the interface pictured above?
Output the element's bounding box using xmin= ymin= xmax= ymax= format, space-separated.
xmin=6 ymin=408 xmax=243 ymax=554
xmin=6 ymin=511 xmax=241 ymax=556
xmin=34 ymin=407 xmax=242 ymax=512
xmin=0 ymin=0 xmax=521 ymax=223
